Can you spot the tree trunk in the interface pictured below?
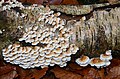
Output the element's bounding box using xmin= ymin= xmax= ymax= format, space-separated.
xmin=0 ymin=4 xmax=120 ymax=59
xmin=68 ymin=7 xmax=120 ymax=57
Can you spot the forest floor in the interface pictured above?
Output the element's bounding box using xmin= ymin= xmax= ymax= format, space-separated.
xmin=0 ymin=58 xmax=120 ymax=79
xmin=0 ymin=0 xmax=120 ymax=79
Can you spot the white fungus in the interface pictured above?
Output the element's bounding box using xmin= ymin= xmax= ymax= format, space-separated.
xmin=105 ymin=50 xmax=112 ymax=55
xmin=2 ymin=5 xmax=79 ymax=69
xmin=76 ymin=50 xmax=113 ymax=68
xmin=75 ymin=55 xmax=90 ymax=67
xmin=100 ymin=50 xmax=112 ymax=67
xmin=100 ymin=53 xmax=112 ymax=61
xmin=89 ymin=58 xmax=105 ymax=68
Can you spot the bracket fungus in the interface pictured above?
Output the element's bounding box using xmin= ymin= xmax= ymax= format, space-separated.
xmin=100 ymin=50 xmax=112 ymax=67
xmin=1 ymin=3 xmax=79 ymax=69
xmin=0 ymin=0 xmax=24 ymax=11
xmin=100 ymin=53 xmax=112 ymax=61
xmin=76 ymin=50 xmax=113 ymax=68
xmin=75 ymin=55 xmax=90 ymax=67
xmin=89 ymin=58 xmax=105 ymax=68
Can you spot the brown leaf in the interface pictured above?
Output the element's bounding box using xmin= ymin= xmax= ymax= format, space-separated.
xmin=0 ymin=64 xmax=16 ymax=76
xmin=83 ymin=68 xmax=105 ymax=79
xmin=16 ymin=67 xmax=48 ymax=79
xmin=49 ymin=0 xmax=62 ymax=4
xmin=16 ymin=67 xmax=31 ymax=79
xmin=51 ymin=66 xmax=82 ymax=79
xmin=98 ymin=68 xmax=105 ymax=79
xmin=68 ymin=63 xmax=83 ymax=70
xmin=42 ymin=71 xmax=57 ymax=79
xmin=19 ymin=0 xmax=44 ymax=4
xmin=83 ymin=68 xmax=97 ymax=79
xmin=68 ymin=63 xmax=95 ymax=77
xmin=109 ymin=59 xmax=120 ymax=67
xmin=25 ymin=67 xmax=48 ymax=79
xmin=79 ymin=67 xmax=92 ymax=76
xmin=67 ymin=63 xmax=85 ymax=75
xmin=61 ymin=0 xmax=79 ymax=4
xmin=106 ymin=66 xmax=120 ymax=79
xmin=0 ymin=70 xmax=18 ymax=79
xmin=0 ymin=60 xmax=5 ymax=67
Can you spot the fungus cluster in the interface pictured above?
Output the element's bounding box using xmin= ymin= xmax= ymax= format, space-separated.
xmin=75 ymin=50 xmax=112 ymax=68
xmin=2 ymin=4 xmax=79 ymax=69
xmin=0 ymin=0 xmax=24 ymax=11
xmin=3 ymin=43 xmax=78 ymax=69
xmin=75 ymin=55 xmax=90 ymax=67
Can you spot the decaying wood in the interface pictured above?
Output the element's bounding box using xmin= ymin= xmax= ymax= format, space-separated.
xmin=50 ymin=1 xmax=120 ymax=15
xmin=68 ymin=7 xmax=120 ymax=56
xmin=0 ymin=5 xmax=120 ymax=58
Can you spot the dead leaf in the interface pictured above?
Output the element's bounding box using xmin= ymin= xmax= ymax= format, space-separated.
xmin=103 ymin=59 xmax=120 ymax=79
xmin=16 ymin=67 xmax=48 ymax=79
xmin=19 ymin=0 xmax=44 ymax=4
xmin=25 ymin=67 xmax=48 ymax=79
xmin=61 ymin=0 xmax=79 ymax=4
xmin=83 ymin=68 xmax=105 ymax=79
xmin=68 ymin=63 xmax=95 ymax=77
xmin=106 ymin=66 xmax=120 ymax=79
xmin=49 ymin=0 xmax=62 ymax=4
xmin=16 ymin=67 xmax=31 ymax=79
xmin=109 ymin=59 xmax=120 ymax=67
xmin=98 ymin=68 xmax=105 ymax=79
xmin=68 ymin=63 xmax=83 ymax=70
xmin=0 ymin=60 xmax=5 ymax=66
xmin=67 ymin=63 xmax=85 ymax=75
xmin=51 ymin=66 xmax=82 ymax=79
xmin=0 ymin=70 xmax=18 ymax=79
xmin=0 ymin=64 xmax=16 ymax=76
xmin=42 ymin=71 xmax=56 ymax=79
xmin=79 ymin=67 xmax=92 ymax=76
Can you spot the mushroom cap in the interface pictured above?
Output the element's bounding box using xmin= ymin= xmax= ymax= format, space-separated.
xmin=75 ymin=55 xmax=90 ymax=67
xmin=100 ymin=54 xmax=112 ymax=61
xmin=8 ymin=45 xmax=13 ymax=49
xmin=105 ymin=50 xmax=112 ymax=55
xmin=89 ymin=58 xmax=105 ymax=68
xmin=13 ymin=43 xmax=20 ymax=48
xmin=32 ymin=25 xmax=38 ymax=31
xmin=60 ymin=62 xmax=67 ymax=67
xmin=32 ymin=41 xmax=39 ymax=45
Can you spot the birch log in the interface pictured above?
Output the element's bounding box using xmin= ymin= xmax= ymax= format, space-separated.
xmin=0 ymin=5 xmax=120 ymax=58
xmin=68 ymin=7 xmax=120 ymax=57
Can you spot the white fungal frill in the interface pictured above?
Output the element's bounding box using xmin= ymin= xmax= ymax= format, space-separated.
xmin=0 ymin=0 xmax=25 ymax=11
xmin=76 ymin=50 xmax=113 ymax=68
xmin=100 ymin=50 xmax=112 ymax=67
xmin=75 ymin=55 xmax=90 ymax=67
xmin=89 ymin=58 xmax=105 ymax=68
xmin=100 ymin=53 xmax=112 ymax=61
xmin=2 ymin=5 xmax=79 ymax=69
